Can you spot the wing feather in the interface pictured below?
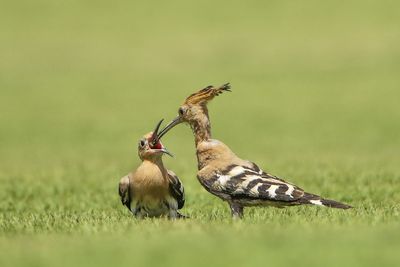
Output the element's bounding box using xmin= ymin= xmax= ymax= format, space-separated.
xmin=207 ymin=163 xmax=305 ymax=202
xmin=119 ymin=175 xmax=132 ymax=212
xmin=167 ymin=170 xmax=185 ymax=209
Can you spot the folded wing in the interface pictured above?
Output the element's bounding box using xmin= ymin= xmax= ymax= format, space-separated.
xmin=119 ymin=175 xmax=132 ymax=212
xmin=167 ymin=170 xmax=185 ymax=209
xmin=207 ymin=163 xmax=305 ymax=202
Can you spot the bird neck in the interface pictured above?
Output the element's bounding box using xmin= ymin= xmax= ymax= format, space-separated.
xmin=138 ymin=159 xmax=169 ymax=186
xmin=190 ymin=106 xmax=212 ymax=146
xmin=143 ymin=157 xmax=167 ymax=175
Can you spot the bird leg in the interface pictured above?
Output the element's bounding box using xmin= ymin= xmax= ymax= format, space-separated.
xmin=229 ymin=202 xmax=244 ymax=219
xmin=168 ymin=209 xmax=179 ymax=220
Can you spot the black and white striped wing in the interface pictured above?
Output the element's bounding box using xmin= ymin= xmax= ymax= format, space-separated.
xmin=207 ymin=163 xmax=305 ymax=202
xmin=119 ymin=174 xmax=132 ymax=212
xmin=167 ymin=170 xmax=185 ymax=209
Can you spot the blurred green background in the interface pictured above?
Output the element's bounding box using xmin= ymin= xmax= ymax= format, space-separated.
xmin=1 ymin=0 xmax=399 ymax=266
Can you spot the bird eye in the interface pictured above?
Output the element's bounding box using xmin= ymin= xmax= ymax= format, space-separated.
xmin=178 ymin=108 xmax=184 ymax=116
xmin=139 ymin=140 xmax=146 ymax=147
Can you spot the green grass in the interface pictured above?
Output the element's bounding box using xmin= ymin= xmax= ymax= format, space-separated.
xmin=1 ymin=0 xmax=400 ymax=266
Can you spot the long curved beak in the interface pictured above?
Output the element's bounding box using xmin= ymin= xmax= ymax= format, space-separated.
xmin=160 ymin=148 xmax=174 ymax=157
xmin=151 ymin=119 xmax=164 ymax=145
xmin=151 ymin=119 xmax=174 ymax=157
xmin=157 ymin=116 xmax=183 ymax=140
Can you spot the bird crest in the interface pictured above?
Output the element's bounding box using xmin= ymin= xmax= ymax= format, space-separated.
xmin=184 ymin=83 xmax=231 ymax=105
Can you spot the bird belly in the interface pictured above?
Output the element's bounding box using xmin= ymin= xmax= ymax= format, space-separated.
xmin=233 ymin=198 xmax=299 ymax=208
xmin=132 ymin=195 xmax=178 ymax=218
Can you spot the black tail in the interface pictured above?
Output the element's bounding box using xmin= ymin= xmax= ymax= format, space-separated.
xmin=299 ymin=193 xmax=352 ymax=209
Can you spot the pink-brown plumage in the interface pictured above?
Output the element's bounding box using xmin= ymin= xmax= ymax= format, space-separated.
xmin=159 ymin=84 xmax=351 ymax=218
xmin=118 ymin=121 xmax=185 ymax=219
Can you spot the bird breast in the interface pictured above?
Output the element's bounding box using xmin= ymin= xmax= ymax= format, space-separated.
xmin=132 ymin=162 xmax=169 ymax=200
xmin=196 ymin=139 xmax=242 ymax=172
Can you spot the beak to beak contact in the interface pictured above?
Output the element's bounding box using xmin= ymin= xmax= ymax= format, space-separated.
xmin=151 ymin=119 xmax=174 ymax=157
xmin=157 ymin=116 xmax=183 ymax=140
xmin=151 ymin=119 xmax=164 ymax=145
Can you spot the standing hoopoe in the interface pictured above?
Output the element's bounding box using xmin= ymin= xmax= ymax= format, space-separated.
xmin=158 ymin=83 xmax=351 ymax=219
xmin=118 ymin=120 xmax=186 ymax=219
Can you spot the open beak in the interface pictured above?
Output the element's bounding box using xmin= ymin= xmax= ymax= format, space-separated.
xmin=157 ymin=116 xmax=183 ymax=140
xmin=151 ymin=119 xmax=174 ymax=157
xmin=151 ymin=119 xmax=164 ymax=145
xmin=159 ymin=148 xmax=173 ymax=157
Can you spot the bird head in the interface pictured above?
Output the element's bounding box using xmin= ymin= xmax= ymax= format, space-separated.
xmin=138 ymin=119 xmax=173 ymax=160
xmin=157 ymin=83 xmax=231 ymax=138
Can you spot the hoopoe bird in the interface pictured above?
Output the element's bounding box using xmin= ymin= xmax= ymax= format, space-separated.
xmin=158 ymin=83 xmax=352 ymax=219
xmin=118 ymin=120 xmax=186 ymax=219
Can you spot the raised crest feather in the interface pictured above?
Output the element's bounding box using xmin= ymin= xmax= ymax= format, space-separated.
xmin=184 ymin=83 xmax=231 ymax=105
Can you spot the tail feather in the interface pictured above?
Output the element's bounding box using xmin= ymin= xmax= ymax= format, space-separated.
xmin=300 ymin=193 xmax=352 ymax=209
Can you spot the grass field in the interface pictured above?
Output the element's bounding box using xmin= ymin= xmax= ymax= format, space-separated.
xmin=1 ymin=1 xmax=400 ymax=266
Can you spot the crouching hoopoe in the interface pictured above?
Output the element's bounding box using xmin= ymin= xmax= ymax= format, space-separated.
xmin=157 ymin=83 xmax=352 ymax=219
xmin=118 ymin=120 xmax=186 ymax=219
